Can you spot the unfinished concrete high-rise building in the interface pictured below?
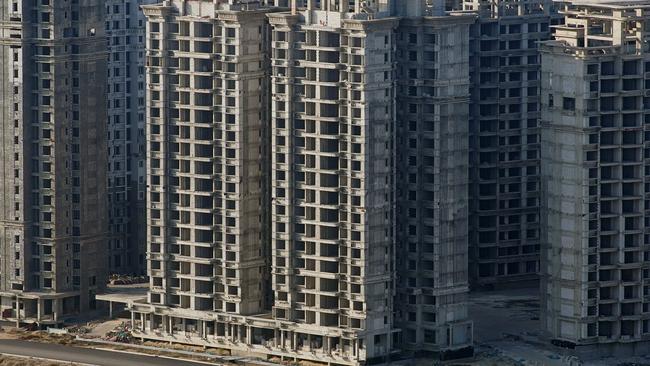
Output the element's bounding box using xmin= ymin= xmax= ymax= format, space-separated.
xmin=130 ymin=0 xmax=473 ymax=363
xmin=105 ymin=0 xmax=157 ymax=275
xmin=269 ymin=3 xmax=399 ymax=361
xmin=268 ymin=2 xmax=399 ymax=362
xmin=269 ymin=0 xmax=473 ymax=361
xmin=464 ymin=0 xmax=561 ymax=288
xmin=541 ymin=0 xmax=650 ymax=355
xmin=132 ymin=0 xmax=276 ymax=357
xmin=395 ymin=3 xmax=475 ymax=356
xmin=0 ymin=0 xmax=108 ymax=324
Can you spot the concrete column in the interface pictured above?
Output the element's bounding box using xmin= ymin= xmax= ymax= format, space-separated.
xmin=140 ymin=313 xmax=145 ymax=331
xmin=168 ymin=316 xmax=173 ymax=335
xmin=36 ymin=299 xmax=42 ymax=322
xmin=238 ymin=324 xmax=243 ymax=342
xmin=280 ymin=330 xmax=285 ymax=348
xmin=354 ymin=339 xmax=359 ymax=359
xmin=225 ymin=322 xmax=230 ymax=340
xmin=15 ymin=298 xmax=20 ymax=327
xmin=202 ymin=320 xmax=207 ymax=339
xmin=341 ymin=0 xmax=349 ymax=12
xmin=130 ymin=311 xmax=135 ymax=328
xmin=327 ymin=336 xmax=332 ymax=354
xmin=612 ymin=11 xmax=623 ymax=45
xmin=108 ymin=301 xmax=113 ymax=318
xmin=292 ymin=331 xmax=297 ymax=350
xmin=53 ymin=299 xmax=60 ymax=322
xmin=246 ymin=326 xmax=251 ymax=344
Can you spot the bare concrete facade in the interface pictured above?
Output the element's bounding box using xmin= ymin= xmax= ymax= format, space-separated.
xmin=541 ymin=0 xmax=650 ymax=356
xmin=105 ymin=0 xmax=158 ymax=275
xmin=0 ymin=0 xmax=108 ymax=324
xmin=133 ymin=0 xmax=473 ymax=364
xmin=268 ymin=6 xmax=399 ymax=363
xmin=133 ymin=0 xmax=284 ymax=362
xmin=395 ymin=8 xmax=475 ymax=356
xmin=464 ymin=0 xmax=562 ymax=288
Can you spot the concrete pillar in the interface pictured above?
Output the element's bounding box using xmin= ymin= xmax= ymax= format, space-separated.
xmin=161 ymin=316 xmax=165 ymax=334
xmin=280 ymin=330 xmax=285 ymax=348
xmin=292 ymin=331 xmax=297 ymax=350
xmin=108 ymin=301 xmax=113 ymax=318
xmin=327 ymin=336 xmax=332 ymax=354
xmin=340 ymin=0 xmax=349 ymax=12
xmin=36 ymin=299 xmax=42 ymax=322
xmin=53 ymin=299 xmax=60 ymax=322
xmin=612 ymin=11 xmax=623 ymax=45
xmin=246 ymin=325 xmax=251 ymax=344
xmin=202 ymin=320 xmax=207 ymax=338
xmin=168 ymin=316 xmax=173 ymax=335
xmin=225 ymin=322 xmax=230 ymax=340
xmin=15 ymin=298 xmax=20 ymax=327
xmin=130 ymin=311 xmax=135 ymax=329
xmin=140 ymin=313 xmax=145 ymax=331
xmin=238 ymin=324 xmax=243 ymax=342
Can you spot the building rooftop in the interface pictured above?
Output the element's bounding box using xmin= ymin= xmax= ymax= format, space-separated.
xmin=556 ymin=0 xmax=650 ymax=9
xmin=96 ymin=285 xmax=148 ymax=306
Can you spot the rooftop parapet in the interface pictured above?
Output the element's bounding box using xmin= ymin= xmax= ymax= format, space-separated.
xmin=141 ymin=0 xmax=270 ymax=17
xmin=461 ymin=0 xmax=556 ymax=19
xmin=543 ymin=0 xmax=650 ymax=55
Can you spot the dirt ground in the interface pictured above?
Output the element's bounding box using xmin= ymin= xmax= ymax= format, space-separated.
xmin=0 ymin=355 xmax=80 ymax=366
xmin=0 ymin=328 xmax=75 ymax=346
xmin=85 ymin=319 xmax=123 ymax=338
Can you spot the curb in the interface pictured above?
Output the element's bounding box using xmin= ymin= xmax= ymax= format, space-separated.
xmin=75 ymin=337 xmax=280 ymax=366
xmin=83 ymin=347 xmax=222 ymax=365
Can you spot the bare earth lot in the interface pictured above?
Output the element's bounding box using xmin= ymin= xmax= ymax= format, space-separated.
xmin=0 ymin=355 xmax=81 ymax=366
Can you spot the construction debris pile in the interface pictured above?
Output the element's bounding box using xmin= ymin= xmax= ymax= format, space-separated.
xmin=104 ymin=322 xmax=132 ymax=343
xmin=20 ymin=323 xmax=38 ymax=332
xmin=108 ymin=274 xmax=148 ymax=285
xmin=66 ymin=325 xmax=91 ymax=336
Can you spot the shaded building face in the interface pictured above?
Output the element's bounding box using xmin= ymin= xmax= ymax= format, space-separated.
xmin=0 ymin=0 xmax=109 ymax=322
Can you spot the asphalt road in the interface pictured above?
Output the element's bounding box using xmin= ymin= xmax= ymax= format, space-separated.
xmin=0 ymin=339 xmax=211 ymax=366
